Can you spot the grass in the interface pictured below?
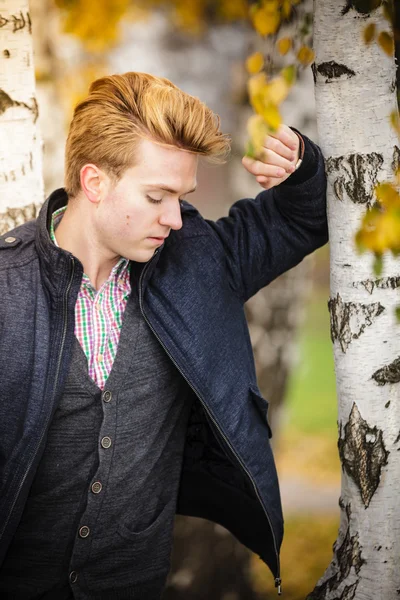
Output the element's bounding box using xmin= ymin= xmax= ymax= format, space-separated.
xmin=284 ymin=288 xmax=338 ymax=437
xmin=250 ymin=514 xmax=339 ymax=599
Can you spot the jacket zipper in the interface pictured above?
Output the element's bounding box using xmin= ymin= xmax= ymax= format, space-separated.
xmin=138 ymin=251 xmax=282 ymax=594
xmin=0 ymin=257 xmax=75 ymax=543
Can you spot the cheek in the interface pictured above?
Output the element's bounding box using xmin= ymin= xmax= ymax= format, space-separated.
xmin=122 ymin=207 xmax=153 ymax=235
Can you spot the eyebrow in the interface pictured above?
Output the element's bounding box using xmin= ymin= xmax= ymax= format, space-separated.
xmin=145 ymin=184 xmax=197 ymax=195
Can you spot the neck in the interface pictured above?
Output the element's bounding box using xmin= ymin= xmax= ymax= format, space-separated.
xmin=55 ymin=202 xmax=120 ymax=291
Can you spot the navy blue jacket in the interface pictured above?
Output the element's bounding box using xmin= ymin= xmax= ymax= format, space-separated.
xmin=0 ymin=137 xmax=328 ymax=592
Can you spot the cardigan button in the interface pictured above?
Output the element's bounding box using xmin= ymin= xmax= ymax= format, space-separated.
xmin=78 ymin=526 xmax=90 ymax=538
xmin=69 ymin=571 xmax=78 ymax=583
xmin=91 ymin=481 xmax=103 ymax=494
xmin=101 ymin=436 xmax=112 ymax=449
xmin=102 ymin=390 xmax=112 ymax=403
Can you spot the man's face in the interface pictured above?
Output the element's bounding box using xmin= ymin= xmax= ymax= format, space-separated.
xmin=95 ymin=138 xmax=198 ymax=262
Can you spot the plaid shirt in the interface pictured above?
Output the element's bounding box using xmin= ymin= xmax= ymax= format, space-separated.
xmin=50 ymin=206 xmax=131 ymax=389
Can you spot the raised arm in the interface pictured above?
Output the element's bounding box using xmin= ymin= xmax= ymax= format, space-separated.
xmin=206 ymin=127 xmax=328 ymax=303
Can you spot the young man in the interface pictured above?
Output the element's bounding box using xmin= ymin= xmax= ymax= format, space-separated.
xmin=0 ymin=72 xmax=328 ymax=599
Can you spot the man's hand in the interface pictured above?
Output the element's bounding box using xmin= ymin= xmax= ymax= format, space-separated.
xmin=242 ymin=124 xmax=300 ymax=190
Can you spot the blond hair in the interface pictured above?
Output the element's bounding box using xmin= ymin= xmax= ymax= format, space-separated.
xmin=64 ymin=71 xmax=231 ymax=197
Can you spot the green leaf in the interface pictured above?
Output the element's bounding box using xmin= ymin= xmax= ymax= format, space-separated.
xmin=395 ymin=306 xmax=400 ymax=322
xmin=373 ymin=254 xmax=383 ymax=276
xmin=245 ymin=140 xmax=256 ymax=159
xmin=282 ymin=65 xmax=296 ymax=85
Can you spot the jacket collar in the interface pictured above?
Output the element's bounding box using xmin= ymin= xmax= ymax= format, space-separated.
xmin=35 ymin=188 xmax=84 ymax=300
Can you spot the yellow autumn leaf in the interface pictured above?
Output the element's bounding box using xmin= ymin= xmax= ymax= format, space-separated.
xmin=251 ymin=4 xmax=281 ymax=36
xmin=247 ymin=114 xmax=271 ymax=157
xmin=363 ymin=22 xmax=376 ymax=44
xmin=217 ymin=0 xmax=248 ymax=21
xmin=248 ymin=72 xmax=269 ymax=115
xmin=281 ymin=0 xmax=292 ymax=19
xmin=277 ymin=37 xmax=292 ymax=55
xmin=297 ymin=46 xmax=315 ymax=65
xmin=356 ymin=209 xmax=387 ymax=254
xmin=262 ymin=102 xmax=282 ymax=131
xmin=390 ymin=110 xmax=400 ymax=136
xmin=266 ymin=76 xmax=290 ymax=105
xmin=375 ymin=182 xmax=400 ymax=208
xmin=56 ymin=0 xmax=132 ymax=51
xmin=246 ymin=52 xmax=265 ymax=74
xmin=248 ymin=72 xmax=268 ymax=97
xmin=378 ymin=31 xmax=394 ymax=56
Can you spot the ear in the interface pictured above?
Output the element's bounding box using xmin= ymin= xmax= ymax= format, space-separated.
xmin=80 ymin=164 xmax=109 ymax=205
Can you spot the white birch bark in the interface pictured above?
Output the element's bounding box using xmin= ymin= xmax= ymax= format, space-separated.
xmin=30 ymin=0 xmax=65 ymax=195
xmin=0 ymin=0 xmax=43 ymax=235
xmin=310 ymin=1 xmax=400 ymax=598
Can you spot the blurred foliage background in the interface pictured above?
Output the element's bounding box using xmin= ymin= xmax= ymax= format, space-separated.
xmin=29 ymin=0 xmax=344 ymax=597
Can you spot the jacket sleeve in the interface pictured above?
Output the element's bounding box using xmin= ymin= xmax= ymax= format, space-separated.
xmin=205 ymin=133 xmax=328 ymax=303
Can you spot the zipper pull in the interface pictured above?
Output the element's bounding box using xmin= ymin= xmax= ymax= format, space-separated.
xmin=275 ymin=577 xmax=282 ymax=595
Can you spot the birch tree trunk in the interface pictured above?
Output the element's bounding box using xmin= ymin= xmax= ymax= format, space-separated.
xmin=309 ymin=1 xmax=400 ymax=598
xmin=0 ymin=0 xmax=43 ymax=235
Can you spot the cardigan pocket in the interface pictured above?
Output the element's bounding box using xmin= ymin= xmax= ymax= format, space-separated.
xmin=116 ymin=498 xmax=175 ymax=578
xmin=117 ymin=498 xmax=175 ymax=541
xmin=249 ymin=386 xmax=273 ymax=439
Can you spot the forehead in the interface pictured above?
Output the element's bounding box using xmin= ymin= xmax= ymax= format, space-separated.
xmin=130 ymin=137 xmax=198 ymax=188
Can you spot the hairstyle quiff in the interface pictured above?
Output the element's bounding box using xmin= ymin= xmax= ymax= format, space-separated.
xmin=64 ymin=71 xmax=231 ymax=198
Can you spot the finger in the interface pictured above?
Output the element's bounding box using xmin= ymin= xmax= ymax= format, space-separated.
xmin=256 ymin=174 xmax=289 ymax=190
xmin=256 ymin=175 xmax=274 ymax=190
xmin=269 ymin=124 xmax=298 ymax=151
xmin=264 ymin=135 xmax=296 ymax=162
xmin=242 ymin=156 xmax=286 ymax=178
xmin=261 ymin=147 xmax=296 ymax=174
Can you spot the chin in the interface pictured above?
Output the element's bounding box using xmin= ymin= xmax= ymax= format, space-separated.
xmin=123 ymin=248 xmax=156 ymax=263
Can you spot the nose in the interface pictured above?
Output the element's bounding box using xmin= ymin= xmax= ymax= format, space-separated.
xmin=159 ymin=202 xmax=183 ymax=231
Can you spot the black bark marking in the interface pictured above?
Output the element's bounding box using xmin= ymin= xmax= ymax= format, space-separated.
xmin=311 ymin=62 xmax=317 ymax=84
xmin=3 ymin=49 xmax=10 ymax=58
xmin=338 ymin=403 xmax=389 ymax=507
xmin=354 ymin=276 xmax=400 ymax=294
xmin=372 ymin=356 xmax=400 ymax=385
xmin=328 ymin=293 xmax=384 ymax=353
xmin=0 ymin=11 xmax=31 ymax=34
xmin=385 ymin=400 xmax=391 ymax=408
xmin=307 ymin=502 xmax=363 ymax=599
xmin=313 ymin=61 xmax=356 ymax=84
xmin=392 ymin=145 xmax=400 ymax=174
xmin=0 ymin=204 xmax=39 ymax=236
xmin=342 ymin=0 xmax=383 ymax=15
xmin=0 ymin=89 xmax=39 ymax=122
xmin=341 ymin=582 xmax=359 ymax=600
xmin=326 ymin=153 xmax=384 ymax=206
xmin=394 ymin=431 xmax=400 ymax=444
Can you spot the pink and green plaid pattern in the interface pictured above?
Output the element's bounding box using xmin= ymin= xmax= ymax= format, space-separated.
xmin=50 ymin=206 xmax=131 ymax=389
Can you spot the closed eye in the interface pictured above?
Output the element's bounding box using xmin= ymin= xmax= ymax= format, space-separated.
xmin=147 ymin=195 xmax=185 ymax=205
